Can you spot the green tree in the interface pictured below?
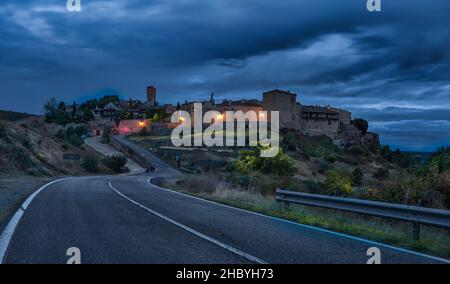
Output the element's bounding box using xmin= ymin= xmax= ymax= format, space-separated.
xmin=139 ymin=127 xmax=149 ymax=136
xmin=44 ymin=97 xmax=58 ymax=122
xmin=82 ymin=155 xmax=99 ymax=172
xmin=98 ymin=95 xmax=119 ymax=108
xmin=373 ymin=167 xmax=389 ymax=180
xmin=67 ymin=134 xmax=83 ymax=147
xmin=102 ymin=154 xmax=127 ymax=173
xmin=71 ymin=101 xmax=77 ymax=118
xmin=352 ymin=118 xmax=369 ymax=135
xmin=229 ymin=147 xmax=296 ymax=177
xmin=0 ymin=120 xmax=6 ymax=137
xmin=324 ymin=170 xmax=353 ymax=196
xmin=352 ymin=168 xmax=363 ymax=186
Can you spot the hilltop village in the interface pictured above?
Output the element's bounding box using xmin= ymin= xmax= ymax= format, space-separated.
xmin=45 ymin=86 xmax=378 ymax=148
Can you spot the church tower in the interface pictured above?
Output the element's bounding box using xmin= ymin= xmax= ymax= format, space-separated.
xmin=147 ymin=86 xmax=156 ymax=106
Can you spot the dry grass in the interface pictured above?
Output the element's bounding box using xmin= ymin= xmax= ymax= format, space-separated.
xmin=0 ymin=176 xmax=52 ymax=228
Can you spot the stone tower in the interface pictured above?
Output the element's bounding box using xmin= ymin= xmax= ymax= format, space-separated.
xmin=147 ymin=86 xmax=156 ymax=106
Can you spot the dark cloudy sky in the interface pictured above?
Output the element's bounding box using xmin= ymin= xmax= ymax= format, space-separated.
xmin=0 ymin=0 xmax=449 ymax=151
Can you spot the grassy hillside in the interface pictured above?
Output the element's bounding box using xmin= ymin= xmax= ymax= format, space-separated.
xmin=131 ymin=128 xmax=449 ymax=209
xmin=0 ymin=117 xmax=110 ymax=177
xmin=0 ymin=110 xmax=37 ymax=121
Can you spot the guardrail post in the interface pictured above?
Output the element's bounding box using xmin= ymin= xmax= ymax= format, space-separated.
xmin=412 ymin=222 xmax=420 ymax=241
xmin=282 ymin=194 xmax=290 ymax=211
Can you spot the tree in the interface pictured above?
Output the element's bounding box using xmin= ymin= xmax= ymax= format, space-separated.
xmin=373 ymin=167 xmax=389 ymax=180
xmin=102 ymin=154 xmax=127 ymax=173
xmin=352 ymin=118 xmax=369 ymax=135
xmin=57 ymin=101 xmax=67 ymax=112
xmin=0 ymin=120 xmax=6 ymax=137
xmin=229 ymin=147 xmax=296 ymax=177
xmin=44 ymin=97 xmax=58 ymax=122
xmin=82 ymin=108 xmax=93 ymax=122
xmin=82 ymin=155 xmax=99 ymax=172
xmin=101 ymin=126 xmax=112 ymax=143
xmin=324 ymin=170 xmax=353 ymax=196
xmin=71 ymin=101 xmax=77 ymax=118
xmin=117 ymin=109 xmax=131 ymax=120
xmin=67 ymin=134 xmax=83 ymax=147
xmin=139 ymin=127 xmax=149 ymax=136
xmin=352 ymin=168 xmax=363 ymax=186
xmin=98 ymin=95 xmax=119 ymax=108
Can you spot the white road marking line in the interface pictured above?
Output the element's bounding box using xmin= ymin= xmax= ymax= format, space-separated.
xmin=147 ymin=177 xmax=450 ymax=264
xmin=108 ymin=181 xmax=267 ymax=264
xmin=0 ymin=178 xmax=71 ymax=264
xmin=0 ymin=209 xmax=24 ymax=264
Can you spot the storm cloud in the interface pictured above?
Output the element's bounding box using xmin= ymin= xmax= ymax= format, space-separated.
xmin=0 ymin=0 xmax=449 ymax=151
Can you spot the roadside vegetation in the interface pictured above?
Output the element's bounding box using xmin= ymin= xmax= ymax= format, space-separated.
xmin=102 ymin=154 xmax=128 ymax=173
xmin=154 ymin=175 xmax=450 ymax=258
xmin=132 ymin=128 xmax=450 ymax=209
xmin=133 ymin=127 xmax=450 ymax=257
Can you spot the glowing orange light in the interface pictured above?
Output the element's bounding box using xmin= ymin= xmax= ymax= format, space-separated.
xmin=216 ymin=114 xmax=224 ymax=120
xmin=179 ymin=117 xmax=185 ymax=123
xmin=259 ymin=112 xmax=265 ymax=118
xmin=138 ymin=121 xmax=146 ymax=127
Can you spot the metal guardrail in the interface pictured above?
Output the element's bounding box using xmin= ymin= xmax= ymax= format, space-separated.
xmin=275 ymin=189 xmax=450 ymax=240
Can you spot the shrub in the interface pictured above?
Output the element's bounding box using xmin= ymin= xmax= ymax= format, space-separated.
xmin=102 ymin=154 xmax=127 ymax=173
xmin=56 ymin=129 xmax=65 ymax=140
xmin=352 ymin=168 xmax=364 ymax=186
xmin=139 ymin=127 xmax=149 ymax=136
xmin=0 ymin=121 xmax=6 ymax=137
xmin=324 ymin=170 xmax=353 ymax=196
xmin=82 ymin=155 xmax=99 ymax=172
xmin=67 ymin=134 xmax=83 ymax=147
xmin=13 ymin=147 xmax=34 ymax=170
xmin=178 ymin=175 xmax=216 ymax=194
xmin=327 ymin=154 xmax=337 ymax=163
xmin=352 ymin=118 xmax=369 ymax=135
xmin=348 ymin=145 xmax=365 ymax=155
xmin=101 ymin=126 xmax=111 ymax=144
xmin=20 ymin=135 xmax=31 ymax=148
xmin=373 ymin=167 xmax=389 ymax=180
xmin=230 ymin=147 xmax=296 ymax=177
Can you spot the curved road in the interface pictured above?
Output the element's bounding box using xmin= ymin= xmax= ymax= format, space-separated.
xmin=0 ymin=173 xmax=448 ymax=264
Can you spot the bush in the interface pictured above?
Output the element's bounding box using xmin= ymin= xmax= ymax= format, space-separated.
xmin=67 ymin=134 xmax=83 ymax=147
xmin=82 ymin=155 xmax=99 ymax=172
xmin=230 ymin=147 xmax=296 ymax=177
xmin=348 ymin=145 xmax=365 ymax=155
xmin=352 ymin=118 xmax=369 ymax=135
xmin=352 ymin=168 xmax=364 ymax=186
xmin=324 ymin=170 xmax=353 ymax=197
xmin=327 ymin=154 xmax=337 ymax=163
xmin=101 ymin=126 xmax=111 ymax=144
xmin=0 ymin=120 xmax=6 ymax=137
xmin=373 ymin=167 xmax=389 ymax=180
xmin=102 ymin=154 xmax=127 ymax=173
xmin=139 ymin=127 xmax=149 ymax=136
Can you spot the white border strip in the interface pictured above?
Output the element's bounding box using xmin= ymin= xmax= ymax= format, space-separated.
xmin=0 ymin=178 xmax=70 ymax=264
xmin=108 ymin=181 xmax=267 ymax=264
xmin=147 ymin=177 xmax=450 ymax=264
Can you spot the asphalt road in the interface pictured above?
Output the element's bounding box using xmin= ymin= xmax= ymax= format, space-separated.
xmin=1 ymin=174 xmax=448 ymax=264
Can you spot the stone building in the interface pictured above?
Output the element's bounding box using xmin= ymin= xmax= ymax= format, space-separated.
xmin=147 ymin=86 xmax=157 ymax=107
xmin=263 ymin=90 xmax=302 ymax=130
xmin=262 ymin=89 xmax=355 ymax=139
xmin=301 ymin=106 xmax=340 ymax=138
xmin=218 ymin=99 xmax=264 ymax=121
